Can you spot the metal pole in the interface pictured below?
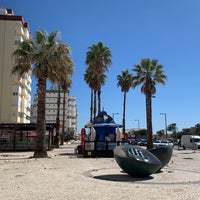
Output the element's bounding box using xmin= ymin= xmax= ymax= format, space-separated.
xmin=160 ymin=113 xmax=167 ymax=139
xmin=112 ymin=113 xmax=119 ymax=121
xmin=134 ymin=120 xmax=140 ymax=130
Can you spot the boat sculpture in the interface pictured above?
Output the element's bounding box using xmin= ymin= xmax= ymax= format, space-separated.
xmin=114 ymin=144 xmax=162 ymax=177
xmin=149 ymin=145 xmax=173 ymax=172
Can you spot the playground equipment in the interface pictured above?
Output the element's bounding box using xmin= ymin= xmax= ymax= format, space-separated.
xmin=78 ymin=111 xmax=124 ymax=157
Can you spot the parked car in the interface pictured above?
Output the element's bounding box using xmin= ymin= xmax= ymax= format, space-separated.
xmin=128 ymin=138 xmax=139 ymax=145
xmin=153 ymin=140 xmax=174 ymax=148
xmin=137 ymin=139 xmax=147 ymax=146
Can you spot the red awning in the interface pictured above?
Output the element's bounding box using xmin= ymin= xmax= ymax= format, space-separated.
xmin=28 ymin=132 xmax=37 ymax=137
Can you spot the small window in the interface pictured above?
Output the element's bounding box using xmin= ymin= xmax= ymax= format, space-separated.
xmin=15 ymin=40 xmax=20 ymax=45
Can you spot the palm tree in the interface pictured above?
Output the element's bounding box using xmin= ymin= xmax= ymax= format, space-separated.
xmin=59 ymin=62 xmax=73 ymax=145
xmin=84 ymin=68 xmax=97 ymax=121
xmin=84 ymin=67 xmax=107 ymax=120
xmin=84 ymin=68 xmax=97 ymax=120
xmin=132 ymin=58 xmax=167 ymax=149
xmin=117 ymin=70 xmax=134 ymax=136
xmin=48 ymin=44 xmax=74 ymax=147
xmin=85 ymin=42 xmax=112 ymax=115
xmin=12 ymin=30 xmax=71 ymax=158
xmin=97 ymin=73 xmax=107 ymax=114
xmin=60 ymin=78 xmax=72 ymax=145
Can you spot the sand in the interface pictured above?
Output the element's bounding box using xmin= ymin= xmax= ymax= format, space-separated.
xmin=0 ymin=144 xmax=200 ymax=200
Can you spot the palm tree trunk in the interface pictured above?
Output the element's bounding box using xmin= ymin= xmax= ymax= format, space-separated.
xmin=93 ymin=90 xmax=97 ymax=119
xmin=146 ymin=91 xmax=153 ymax=149
xmin=34 ymin=77 xmax=48 ymax=158
xmin=61 ymin=90 xmax=66 ymax=145
xmin=90 ymin=89 xmax=93 ymax=123
xmin=97 ymin=88 xmax=101 ymax=114
xmin=55 ymin=85 xmax=61 ymax=148
xmin=122 ymin=92 xmax=126 ymax=138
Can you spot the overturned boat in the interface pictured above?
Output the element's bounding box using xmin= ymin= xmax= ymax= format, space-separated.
xmin=114 ymin=144 xmax=162 ymax=177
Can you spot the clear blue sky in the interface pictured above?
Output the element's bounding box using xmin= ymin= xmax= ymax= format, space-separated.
xmin=2 ymin=0 xmax=200 ymax=134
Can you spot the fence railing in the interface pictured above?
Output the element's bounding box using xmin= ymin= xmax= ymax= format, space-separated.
xmin=0 ymin=123 xmax=56 ymax=151
xmin=83 ymin=140 xmax=129 ymax=157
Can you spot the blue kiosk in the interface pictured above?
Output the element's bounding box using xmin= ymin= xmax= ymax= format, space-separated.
xmin=83 ymin=111 xmax=123 ymax=157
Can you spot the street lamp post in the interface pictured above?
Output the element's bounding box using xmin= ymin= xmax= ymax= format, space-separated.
xmin=160 ymin=113 xmax=168 ymax=139
xmin=112 ymin=113 xmax=119 ymax=121
xmin=134 ymin=119 xmax=140 ymax=130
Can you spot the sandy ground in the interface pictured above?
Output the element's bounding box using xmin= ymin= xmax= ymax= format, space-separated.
xmin=0 ymin=144 xmax=200 ymax=200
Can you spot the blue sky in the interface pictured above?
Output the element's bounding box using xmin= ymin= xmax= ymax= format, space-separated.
xmin=2 ymin=0 xmax=200 ymax=134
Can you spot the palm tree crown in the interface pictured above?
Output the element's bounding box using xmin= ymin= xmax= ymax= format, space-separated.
xmin=133 ymin=58 xmax=167 ymax=95
xmin=117 ymin=70 xmax=134 ymax=93
xmin=86 ymin=42 xmax=112 ymax=74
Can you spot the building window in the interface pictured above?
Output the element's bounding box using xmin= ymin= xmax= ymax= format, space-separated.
xmin=19 ymin=112 xmax=24 ymax=118
xmin=15 ymin=40 xmax=20 ymax=45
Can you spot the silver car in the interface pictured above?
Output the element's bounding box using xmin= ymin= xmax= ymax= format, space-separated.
xmin=153 ymin=140 xmax=174 ymax=148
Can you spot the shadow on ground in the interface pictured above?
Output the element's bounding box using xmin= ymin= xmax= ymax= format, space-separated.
xmin=59 ymin=153 xmax=77 ymax=156
xmin=93 ymin=173 xmax=153 ymax=182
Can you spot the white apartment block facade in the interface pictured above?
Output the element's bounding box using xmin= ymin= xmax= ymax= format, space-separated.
xmin=0 ymin=8 xmax=31 ymax=123
xmin=31 ymin=88 xmax=78 ymax=134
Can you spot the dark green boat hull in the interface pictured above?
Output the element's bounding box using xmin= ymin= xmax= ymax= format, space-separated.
xmin=149 ymin=145 xmax=173 ymax=172
xmin=114 ymin=145 xmax=162 ymax=177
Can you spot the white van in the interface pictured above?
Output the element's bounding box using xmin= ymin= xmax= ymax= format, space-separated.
xmin=181 ymin=135 xmax=200 ymax=150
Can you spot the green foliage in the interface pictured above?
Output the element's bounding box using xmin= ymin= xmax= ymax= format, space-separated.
xmin=134 ymin=129 xmax=147 ymax=136
xmin=66 ymin=133 xmax=75 ymax=140
xmin=167 ymin=123 xmax=177 ymax=132
xmin=156 ymin=130 xmax=164 ymax=138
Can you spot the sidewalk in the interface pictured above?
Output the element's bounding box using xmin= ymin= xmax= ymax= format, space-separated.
xmin=0 ymin=144 xmax=200 ymax=200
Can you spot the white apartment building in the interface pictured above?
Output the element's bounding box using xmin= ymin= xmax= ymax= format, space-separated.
xmin=0 ymin=8 xmax=31 ymax=123
xmin=31 ymin=88 xmax=78 ymax=134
